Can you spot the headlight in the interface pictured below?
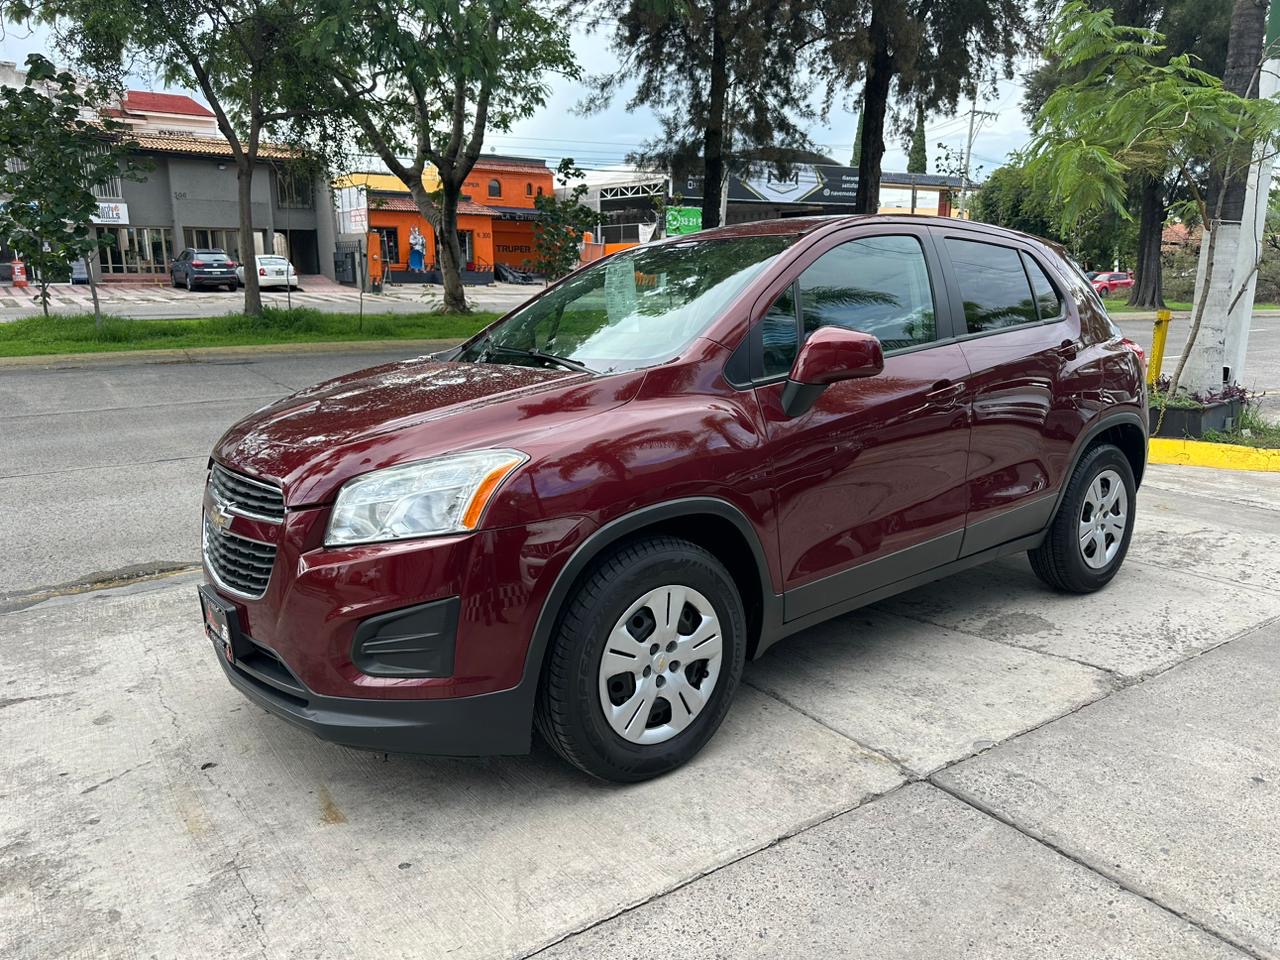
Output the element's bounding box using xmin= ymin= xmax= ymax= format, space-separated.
xmin=325 ymin=448 xmax=528 ymax=546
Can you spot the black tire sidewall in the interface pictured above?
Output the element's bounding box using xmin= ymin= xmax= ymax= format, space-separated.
xmin=1051 ymin=444 xmax=1137 ymax=589
xmin=548 ymin=541 xmax=746 ymax=782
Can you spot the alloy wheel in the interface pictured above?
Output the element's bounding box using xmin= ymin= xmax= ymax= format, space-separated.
xmin=1078 ymin=468 xmax=1127 ymax=569
xmin=597 ymin=584 xmax=723 ymax=745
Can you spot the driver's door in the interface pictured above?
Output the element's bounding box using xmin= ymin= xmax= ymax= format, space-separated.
xmin=752 ymin=228 xmax=973 ymax=621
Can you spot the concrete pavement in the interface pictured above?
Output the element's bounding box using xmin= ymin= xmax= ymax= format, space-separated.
xmin=4 ymin=347 xmax=1280 ymax=959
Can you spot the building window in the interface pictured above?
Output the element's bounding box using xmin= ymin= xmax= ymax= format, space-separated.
xmin=98 ymin=226 xmax=172 ymax=275
xmin=536 ymin=186 xmax=544 ymax=197
xmin=526 ymin=183 xmax=533 ymax=197
xmin=277 ymin=171 xmax=314 ymax=209
xmin=373 ymin=227 xmax=400 ymax=265
xmin=182 ymin=228 xmax=268 ymax=263
xmin=488 ymin=179 xmax=502 ymax=198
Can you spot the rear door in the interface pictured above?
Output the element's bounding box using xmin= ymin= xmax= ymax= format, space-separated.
xmin=933 ymin=229 xmax=1092 ymax=555
xmin=751 ymin=226 xmax=973 ymax=621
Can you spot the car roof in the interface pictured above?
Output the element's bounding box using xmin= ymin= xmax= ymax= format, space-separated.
xmin=663 ymin=214 xmax=1064 ymax=252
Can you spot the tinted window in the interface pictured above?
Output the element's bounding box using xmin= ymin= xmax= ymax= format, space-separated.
xmin=797 ymin=235 xmax=937 ymax=351
xmin=761 ymin=285 xmax=799 ymax=377
xmin=1023 ymin=255 xmax=1063 ymax=320
xmin=946 ymin=238 xmax=1038 ymax=333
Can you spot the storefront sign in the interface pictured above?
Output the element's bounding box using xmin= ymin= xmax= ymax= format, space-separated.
xmin=92 ymin=202 xmax=129 ymax=225
xmin=665 ymin=206 xmax=702 ymax=235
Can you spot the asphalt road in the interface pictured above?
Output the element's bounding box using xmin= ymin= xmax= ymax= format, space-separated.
xmin=0 ymin=348 xmax=415 ymax=600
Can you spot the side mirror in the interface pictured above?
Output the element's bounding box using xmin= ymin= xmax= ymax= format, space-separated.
xmin=781 ymin=327 xmax=884 ymax=417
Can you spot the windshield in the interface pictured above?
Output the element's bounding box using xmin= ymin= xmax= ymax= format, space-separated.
xmin=458 ymin=235 xmax=795 ymax=373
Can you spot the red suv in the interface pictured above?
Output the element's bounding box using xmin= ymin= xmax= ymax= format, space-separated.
xmin=198 ymin=215 xmax=1147 ymax=782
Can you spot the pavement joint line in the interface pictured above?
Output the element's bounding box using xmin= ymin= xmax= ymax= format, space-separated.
xmin=521 ymin=777 xmax=922 ymax=959
xmin=740 ymin=676 xmax=919 ymax=779
xmin=0 ymin=454 xmax=207 ymax=482
xmin=0 ymin=563 xmax=200 ymax=614
xmin=883 ymin=606 xmax=1127 ymax=677
xmin=1126 ymin=555 xmax=1280 ymax=597
xmin=927 ymin=777 xmax=1266 ymax=960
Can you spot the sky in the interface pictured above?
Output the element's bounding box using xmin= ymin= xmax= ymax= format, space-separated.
xmin=1 ymin=16 xmax=1033 ymax=178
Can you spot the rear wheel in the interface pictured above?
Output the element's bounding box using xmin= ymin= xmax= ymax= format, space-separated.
xmin=1029 ymin=443 xmax=1136 ymax=593
xmin=186 ymin=273 xmax=194 ymax=292
xmin=535 ymin=536 xmax=746 ymax=782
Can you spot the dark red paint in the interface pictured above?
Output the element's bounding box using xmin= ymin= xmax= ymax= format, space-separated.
xmin=203 ymin=215 xmax=1146 ymax=722
xmin=790 ymin=327 xmax=885 ymax=385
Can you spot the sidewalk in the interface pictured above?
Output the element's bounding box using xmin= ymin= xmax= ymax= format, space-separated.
xmin=3 ymin=463 xmax=1278 ymax=958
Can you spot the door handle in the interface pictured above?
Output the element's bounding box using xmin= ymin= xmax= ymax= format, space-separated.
xmin=925 ymin=381 xmax=965 ymax=404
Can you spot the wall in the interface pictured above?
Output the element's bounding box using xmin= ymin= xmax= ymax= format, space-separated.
xmin=368 ymin=209 xmax=496 ymax=273
xmin=460 ymin=164 xmax=553 ymax=209
xmin=492 ymin=221 xmax=537 ymax=269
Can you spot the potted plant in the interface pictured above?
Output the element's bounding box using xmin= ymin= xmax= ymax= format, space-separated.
xmin=1149 ymin=379 xmax=1247 ymax=439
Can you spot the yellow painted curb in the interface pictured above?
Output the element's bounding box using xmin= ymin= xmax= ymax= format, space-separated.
xmin=1149 ymin=437 xmax=1280 ymax=472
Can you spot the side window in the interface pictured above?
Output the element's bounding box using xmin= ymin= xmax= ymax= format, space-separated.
xmin=796 ymin=235 xmax=937 ymax=351
xmin=760 ymin=284 xmax=799 ymax=378
xmin=1022 ymin=253 xmax=1064 ymax=321
xmin=945 ymin=238 xmax=1038 ymax=334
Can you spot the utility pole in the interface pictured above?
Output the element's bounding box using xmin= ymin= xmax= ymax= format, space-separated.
xmin=959 ymin=99 xmax=998 ymax=218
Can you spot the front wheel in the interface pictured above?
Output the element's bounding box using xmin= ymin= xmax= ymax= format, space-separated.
xmin=535 ymin=536 xmax=746 ymax=782
xmin=1029 ymin=443 xmax=1136 ymax=593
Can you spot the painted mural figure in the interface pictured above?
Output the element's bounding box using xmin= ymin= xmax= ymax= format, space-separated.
xmin=408 ymin=226 xmax=426 ymax=272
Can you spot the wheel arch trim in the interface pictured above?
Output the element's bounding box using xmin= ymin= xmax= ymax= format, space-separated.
xmin=518 ymin=498 xmax=777 ymax=691
xmin=1052 ymin=409 xmax=1148 ymax=520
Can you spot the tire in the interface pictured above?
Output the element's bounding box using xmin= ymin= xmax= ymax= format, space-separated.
xmin=1029 ymin=443 xmax=1136 ymax=593
xmin=186 ymin=273 xmax=194 ymax=292
xmin=171 ymin=271 xmax=180 ymax=289
xmin=535 ymin=536 xmax=746 ymax=782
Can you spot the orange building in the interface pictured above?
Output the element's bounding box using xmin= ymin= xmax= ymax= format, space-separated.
xmin=334 ymin=156 xmax=553 ymax=285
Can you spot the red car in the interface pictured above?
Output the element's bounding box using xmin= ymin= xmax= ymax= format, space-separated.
xmin=198 ymin=215 xmax=1147 ymax=782
xmin=1092 ymin=271 xmax=1134 ymax=296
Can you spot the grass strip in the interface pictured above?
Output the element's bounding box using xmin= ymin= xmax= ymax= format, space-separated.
xmin=0 ymin=307 xmax=496 ymax=357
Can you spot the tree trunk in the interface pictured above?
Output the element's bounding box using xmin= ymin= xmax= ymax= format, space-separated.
xmin=238 ymin=160 xmax=263 ymax=317
xmin=854 ymin=6 xmax=893 ymax=215
xmin=701 ymin=0 xmax=729 ymax=229
xmin=1209 ymin=0 xmax=1268 ymax=223
xmin=86 ymin=255 xmax=102 ymax=330
xmin=432 ymin=185 xmax=469 ymax=313
xmin=1128 ymin=175 xmax=1166 ymax=309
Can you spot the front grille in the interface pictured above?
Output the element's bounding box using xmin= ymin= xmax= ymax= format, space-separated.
xmin=203 ymin=514 xmax=277 ymax=598
xmin=211 ymin=463 xmax=285 ymax=523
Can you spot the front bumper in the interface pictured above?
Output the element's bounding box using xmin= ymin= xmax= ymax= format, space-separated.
xmin=212 ymin=630 xmax=536 ymax=755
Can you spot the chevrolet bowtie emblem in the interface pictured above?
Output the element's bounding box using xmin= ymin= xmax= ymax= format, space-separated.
xmin=209 ymin=500 xmax=232 ymax=531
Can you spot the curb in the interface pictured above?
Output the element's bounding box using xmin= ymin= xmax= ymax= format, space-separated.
xmin=1149 ymin=437 xmax=1280 ymax=472
xmin=0 ymin=338 xmax=465 ymax=368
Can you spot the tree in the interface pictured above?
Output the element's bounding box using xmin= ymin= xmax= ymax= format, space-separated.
xmin=906 ymin=100 xmax=927 ymax=173
xmin=0 ymin=54 xmax=137 ymax=323
xmin=851 ymin=102 xmax=864 ymax=167
xmin=1021 ymin=2 xmax=1280 ymax=408
xmin=527 ymin=159 xmax=601 ymax=281
xmin=811 ymin=0 xmax=1029 ymax=213
xmin=311 ymin=0 xmax=574 ymax=311
xmin=1022 ymin=0 xmax=1233 ymax=308
xmin=585 ymin=0 xmax=815 ymax=229
xmin=13 ymin=0 xmax=331 ymax=317
xmin=971 ymin=161 xmax=1134 ymax=267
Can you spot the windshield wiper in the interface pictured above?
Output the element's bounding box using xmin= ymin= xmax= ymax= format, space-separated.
xmin=481 ymin=341 xmax=597 ymax=374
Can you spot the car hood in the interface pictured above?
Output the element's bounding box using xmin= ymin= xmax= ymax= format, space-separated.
xmin=213 ymin=356 xmax=643 ymax=505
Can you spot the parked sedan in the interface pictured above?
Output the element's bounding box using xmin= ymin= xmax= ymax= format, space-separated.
xmin=198 ymin=215 xmax=1147 ymax=782
xmin=237 ymin=255 xmax=299 ymax=290
xmin=1092 ymin=271 xmax=1134 ymax=296
xmin=171 ymin=248 xmax=239 ymax=291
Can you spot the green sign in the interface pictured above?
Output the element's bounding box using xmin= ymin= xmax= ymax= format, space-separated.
xmin=665 ymin=206 xmax=702 ymax=235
